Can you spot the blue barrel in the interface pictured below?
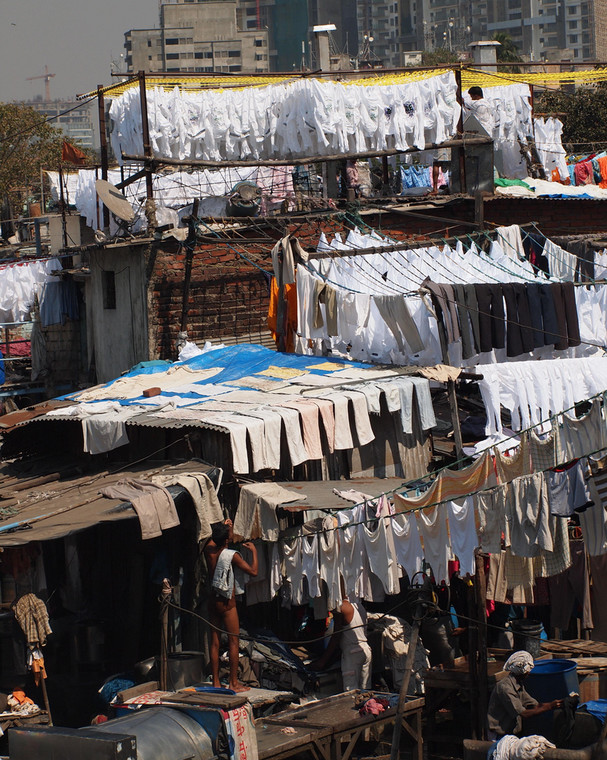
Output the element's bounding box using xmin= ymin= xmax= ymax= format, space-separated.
xmin=526 ymin=659 xmax=579 ymax=702
xmin=524 ymin=659 xmax=579 ymax=739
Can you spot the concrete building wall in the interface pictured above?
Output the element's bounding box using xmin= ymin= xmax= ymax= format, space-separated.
xmin=125 ymin=28 xmax=163 ymax=72
xmin=594 ymin=0 xmax=607 ymax=59
xmin=24 ymin=99 xmax=96 ymax=151
xmin=125 ymin=0 xmax=269 ymax=74
xmin=487 ymin=0 xmax=605 ymax=62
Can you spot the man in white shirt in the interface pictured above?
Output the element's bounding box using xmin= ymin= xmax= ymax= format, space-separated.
xmin=467 ymin=86 xmax=495 ymax=137
xmin=311 ymin=598 xmax=372 ymax=691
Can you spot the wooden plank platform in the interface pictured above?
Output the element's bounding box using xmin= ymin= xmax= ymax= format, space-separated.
xmin=256 ymin=723 xmax=332 ymax=760
xmin=541 ymin=640 xmax=607 ymax=657
xmin=256 ymin=691 xmax=424 ymax=760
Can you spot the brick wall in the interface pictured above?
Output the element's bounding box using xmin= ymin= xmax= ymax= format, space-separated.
xmin=148 ymin=240 xmax=273 ymax=359
xmin=41 ymin=319 xmax=85 ymax=389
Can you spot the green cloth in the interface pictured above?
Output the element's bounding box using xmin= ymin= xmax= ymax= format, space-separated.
xmin=494 ymin=178 xmax=532 ymax=189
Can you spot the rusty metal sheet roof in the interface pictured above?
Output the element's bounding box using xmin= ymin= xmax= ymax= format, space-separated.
xmin=0 ymin=400 xmax=75 ymax=429
xmin=259 ymin=477 xmax=409 ymax=512
xmin=0 ymin=459 xmax=214 ymax=547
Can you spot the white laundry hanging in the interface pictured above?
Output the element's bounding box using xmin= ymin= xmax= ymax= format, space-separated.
xmin=108 ymin=73 xmax=461 ymax=164
xmin=416 ymin=505 xmax=451 ymax=584
xmin=447 ymin=498 xmax=478 ymax=576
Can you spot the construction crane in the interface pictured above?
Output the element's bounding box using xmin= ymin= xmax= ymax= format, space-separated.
xmin=26 ymin=65 xmax=56 ymax=102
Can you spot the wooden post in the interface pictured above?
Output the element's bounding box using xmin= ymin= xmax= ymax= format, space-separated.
xmin=447 ymin=379 xmax=465 ymax=465
xmin=97 ymin=85 xmax=110 ymax=230
xmin=58 ymin=164 xmax=68 ymax=249
xmin=469 ymin=612 xmax=479 ymax=740
xmin=390 ymin=600 xmax=423 ymax=760
xmin=159 ymin=578 xmax=172 ymax=691
xmin=275 ymin=238 xmax=287 ymax=353
xmin=382 ymin=155 xmax=390 ymax=195
xmin=138 ymin=71 xmax=154 ymax=201
xmin=475 ymin=192 xmax=484 ymax=228
xmin=39 ymin=670 xmax=53 ymax=726
xmin=455 ymin=66 xmax=467 ymax=195
xmin=180 ymin=198 xmax=199 ymax=334
xmin=475 ymin=551 xmax=488 ymax=741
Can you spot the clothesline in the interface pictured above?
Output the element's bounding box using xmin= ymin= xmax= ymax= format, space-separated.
xmin=247 ymin=388 xmax=607 ymax=541
xmin=297 ymin=223 xmax=605 ymax=365
xmin=326 ymin=219 xmax=586 ymax=286
xmin=239 ymin=410 xmax=605 ymax=598
xmin=420 ymin=279 xmax=601 ymax=356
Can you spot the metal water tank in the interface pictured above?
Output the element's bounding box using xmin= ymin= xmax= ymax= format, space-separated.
xmin=92 ymin=707 xmax=216 ymax=760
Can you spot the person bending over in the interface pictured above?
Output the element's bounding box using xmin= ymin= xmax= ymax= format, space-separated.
xmin=312 ymin=598 xmax=372 ymax=691
xmin=487 ymin=650 xmax=563 ymax=739
xmin=204 ymin=520 xmax=257 ymax=692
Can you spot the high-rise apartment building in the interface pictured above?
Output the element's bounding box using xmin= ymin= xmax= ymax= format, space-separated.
xmin=354 ymin=0 xmax=606 ymax=67
xmin=241 ymin=0 xmax=358 ymax=71
xmin=24 ymin=98 xmax=96 ymax=152
xmin=125 ymin=0 xmax=360 ymax=75
xmin=486 ymin=0 xmax=607 ymax=62
xmin=124 ymin=0 xmax=270 ymax=75
xmin=356 ymin=0 xmax=488 ymax=66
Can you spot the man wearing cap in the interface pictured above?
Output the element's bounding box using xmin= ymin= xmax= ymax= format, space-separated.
xmin=487 ymin=651 xmax=563 ymax=739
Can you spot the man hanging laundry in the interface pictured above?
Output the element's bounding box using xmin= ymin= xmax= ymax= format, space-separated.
xmin=204 ymin=519 xmax=258 ymax=692
xmin=311 ymin=598 xmax=372 ymax=691
xmin=487 ymin=651 xmax=563 ymax=739
xmin=467 ymin=86 xmax=495 ymax=137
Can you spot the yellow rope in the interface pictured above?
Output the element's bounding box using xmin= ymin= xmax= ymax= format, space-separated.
xmin=85 ymin=66 xmax=607 ymax=99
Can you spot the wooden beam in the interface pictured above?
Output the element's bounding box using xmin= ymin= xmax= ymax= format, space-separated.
xmin=447 ymin=378 xmax=465 ymax=464
xmin=121 ymin=136 xmax=492 ymax=170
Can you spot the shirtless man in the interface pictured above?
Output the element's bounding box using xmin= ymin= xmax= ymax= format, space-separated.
xmin=204 ymin=519 xmax=258 ymax=692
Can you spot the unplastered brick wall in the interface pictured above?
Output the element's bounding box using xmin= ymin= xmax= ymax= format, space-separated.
xmin=148 ymin=239 xmax=272 ymax=359
xmin=145 ymin=213 xmax=439 ymax=359
xmin=483 ymin=198 xmax=607 ymax=236
xmin=41 ymin=320 xmax=84 ymax=388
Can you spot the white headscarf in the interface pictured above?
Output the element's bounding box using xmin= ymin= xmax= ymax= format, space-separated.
xmin=504 ymin=650 xmax=535 ymax=676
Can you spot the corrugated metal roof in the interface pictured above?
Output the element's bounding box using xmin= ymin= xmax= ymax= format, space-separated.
xmin=0 ymin=400 xmax=75 ymax=429
xmin=124 ymin=411 xmax=231 ymax=433
xmin=0 ymin=459 xmax=214 ymax=547
xmin=259 ymin=477 xmax=409 ymax=511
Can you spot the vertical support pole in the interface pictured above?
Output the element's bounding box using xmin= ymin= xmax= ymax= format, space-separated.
xmin=390 ymin=598 xmax=423 ymax=760
xmin=40 ymin=167 xmax=45 ymax=216
xmin=39 ymin=670 xmax=53 ymax=726
xmin=475 ymin=192 xmax=484 ymax=228
xmin=58 ymin=164 xmax=68 ymax=249
xmin=455 ymin=66 xmax=467 ymax=195
xmin=34 ymin=218 xmax=42 ymax=257
xmin=447 ymin=379 xmax=464 ymax=465
xmin=159 ymin=578 xmax=172 ymax=691
xmin=275 ymin=236 xmax=287 ymax=353
xmin=382 ymin=155 xmax=390 ymax=195
xmin=469 ymin=612 xmax=479 ymax=740
xmin=180 ymin=198 xmax=199 ymax=335
xmin=475 ymin=551 xmax=488 ymax=741
xmin=97 ymin=85 xmax=110 ymax=230
xmin=138 ymin=71 xmax=154 ymax=201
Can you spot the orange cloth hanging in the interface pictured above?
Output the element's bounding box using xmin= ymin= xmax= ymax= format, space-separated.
xmin=31 ymin=656 xmax=47 ymax=686
xmin=598 ymin=156 xmax=607 ymax=188
xmin=268 ymin=276 xmax=297 ymax=352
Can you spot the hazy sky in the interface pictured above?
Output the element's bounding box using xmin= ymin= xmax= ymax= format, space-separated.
xmin=0 ymin=0 xmax=157 ymax=102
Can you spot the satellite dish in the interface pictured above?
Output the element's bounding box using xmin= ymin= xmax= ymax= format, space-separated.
xmin=95 ymin=180 xmax=136 ymax=224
